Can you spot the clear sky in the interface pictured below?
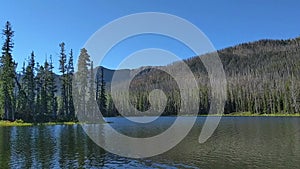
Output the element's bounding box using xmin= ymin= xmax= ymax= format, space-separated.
xmin=0 ymin=0 xmax=299 ymax=72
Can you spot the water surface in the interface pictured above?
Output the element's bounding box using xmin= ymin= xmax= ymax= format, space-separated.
xmin=0 ymin=117 xmax=299 ymax=168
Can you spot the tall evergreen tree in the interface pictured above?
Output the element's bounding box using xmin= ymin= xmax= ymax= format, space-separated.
xmin=44 ymin=59 xmax=54 ymax=120
xmin=35 ymin=64 xmax=45 ymax=121
xmin=23 ymin=52 xmax=36 ymax=119
xmin=67 ymin=49 xmax=75 ymax=120
xmin=15 ymin=62 xmax=27 ymax=120
xmin=58 ymin=42 xmax=68 ymax=119
xmin=99 ymin=67 xmax=107 ymax=116
xmin=95 ymin=67 xmax=101 ymax=111
xmin=0 ymin=21 xmax=16 ymax=120
xmin=87 ymin=61 xmax=96 ymax=117
xmin=76 ymin=48 xmax=90 ymax=118
xmin=48 ymin=56 xmax=58 ymax=120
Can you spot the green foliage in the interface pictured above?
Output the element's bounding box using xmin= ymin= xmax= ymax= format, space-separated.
xmin=1 ymin=20 xmax=300 ymax=123
xmin=107 ymin=37 xmax=300 ymax=116
xmin=15 ymin=119 xmax=24 ymax=123
xmin=19 ymin=51 xmax=36 ymax=120
xmin=76 ymin=48 xmax=90 ymax=118
xmin=87 ymin=61 xmax=96 ymax=117
xmin=96 ymin=67 xmax=107 ymax=116
xmin=58 ymin=42 xmax=68 ymax=118
xmin=0 ymin=120 xmax=32 ymax=126
xmin=67 ymin=49 xmax=75 ymax=120
xmin=0 ymin=21 xmax=16 ymax=121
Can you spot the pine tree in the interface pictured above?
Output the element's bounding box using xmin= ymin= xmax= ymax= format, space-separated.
xmin=0 ymin=21 xmax=16 ymax=121
xmin=58 ymin=42 xmax=68 ymax=119
xmin=67 ymin=50 xmax=75 ymax=120
xmin=23 ymin=52 xmax=36 ymax=119
xmin=40 ymin=62 xmax=48 ymax=121
xmin=47 ymin=56 xmax=57 ymax=121
xmin=15 ymin=62 xmax=27 ymax=120
xmin=99 ymin=67 xmax=107 ymax=116
xmin=87 ymin=61 xmax=96 ymax=118
xmin=95 ymin=67 xmax=101 ymax=113
xmin=43 ymin=59 xmax=53 ymax=119
xmin=76 ymin=48 xmax=90 ymax=118
xmin=35 ymin=64 xmax=45 ymax=121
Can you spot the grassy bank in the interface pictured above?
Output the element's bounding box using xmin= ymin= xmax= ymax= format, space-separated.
xmin=41 ymin=121 xmax=78 ymax=126
xmin=187 ymin=112 xmax=300 ymax=117
xmin=223 ymin=112 xmax=300 ymax=117
xmin=0 ymin=120 xmax=109 ymax=127
xmin=0 ymin=120 xmax=78 ymax=127
xmin=0 ymin=120 xmax=33 ymax=127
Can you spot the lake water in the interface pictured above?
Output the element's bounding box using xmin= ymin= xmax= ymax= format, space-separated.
xmin=0 ymin=117 xmax=299 ymax=168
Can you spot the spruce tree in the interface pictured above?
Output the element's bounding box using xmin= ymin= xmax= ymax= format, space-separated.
xmin=87 ymin=61 xmax=96 ymax=118
xmin=99 ymin=67 xmax=107 ymax=116
xmin=23 ymin=52 xmax=36 ymax=119
xmin=48 ymin=56 xmax=57 ymax=120
xmin=0 ymin=21 xmax=16 ymax=121
xmin=95 ymin=67 xmax=101 ymax=112
xmin=58 ymin=42 xmax=68 ymax=119
xmin=67 ymin=50 xmax=75 ymax=120
xmin=35 ymin=64 xmax=45 ymax=121
xmin=77 ymin=48 xmax=90 ymax=118
xmin=15 ymin=62 xmax=27 ymax=120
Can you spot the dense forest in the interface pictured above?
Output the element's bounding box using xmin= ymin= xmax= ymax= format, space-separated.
xmin=123 ymin=36 xmax=300 ymax=116
xmin=1 ymin=21 xmax=300 ymax=123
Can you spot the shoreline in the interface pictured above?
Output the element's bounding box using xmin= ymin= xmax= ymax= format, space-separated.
xmin=223 ymin=112 xmax=300 ymax=117
xmin=0 ymin=120 xmax=110 ymax=127
xmin=1 ymin=113 xmax=299 ymax=127
xmin=0 ymin=121 xmax=78 ymax=127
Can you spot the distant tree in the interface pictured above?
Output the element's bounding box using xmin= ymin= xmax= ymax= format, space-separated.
xmin=95 ymin=67 xmax=101 ymax=113
xmin=0 ymin=21 xmax=16 ymax=120
xmin=95 ymin=68 xmax=100 ymax=108
xmin=99 ymin=67 xmax=107 ymax=116
xmin=107 ymin=93 xmax=118 ymax=116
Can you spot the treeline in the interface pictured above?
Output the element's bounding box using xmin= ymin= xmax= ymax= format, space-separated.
xmin=1 ymin=20 xmax=300 ymax=121
xmin=220 ymin=38 xmax=300 ymax=114
xmin=0 ymin=21 xmax=74 ymax=122
xmin=109 ymin=37 xmax=300 ymax=116
xmin=0 ymin=22 xmax=108 ymax=122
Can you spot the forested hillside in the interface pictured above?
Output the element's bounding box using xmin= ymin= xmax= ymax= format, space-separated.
xmin=117 ymin=37 xmax=300 ymax=116
xmin=1 ymin=21 xmax=300 ymax=123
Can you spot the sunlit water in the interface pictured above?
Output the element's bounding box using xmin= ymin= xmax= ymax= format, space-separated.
xmin=0 ymin=117 xmax=299 ymax=168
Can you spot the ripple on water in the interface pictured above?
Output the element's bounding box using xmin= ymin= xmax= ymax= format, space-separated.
xmin=0 ymin=117 xmax=300 ymax=168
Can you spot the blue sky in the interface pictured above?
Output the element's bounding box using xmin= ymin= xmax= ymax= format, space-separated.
xmin=0 ymin=0 xmax=299 ymax=72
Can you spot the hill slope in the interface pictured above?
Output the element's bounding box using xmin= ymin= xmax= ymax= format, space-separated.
xmin=101 ymin=37 xmax=300 ymax=116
